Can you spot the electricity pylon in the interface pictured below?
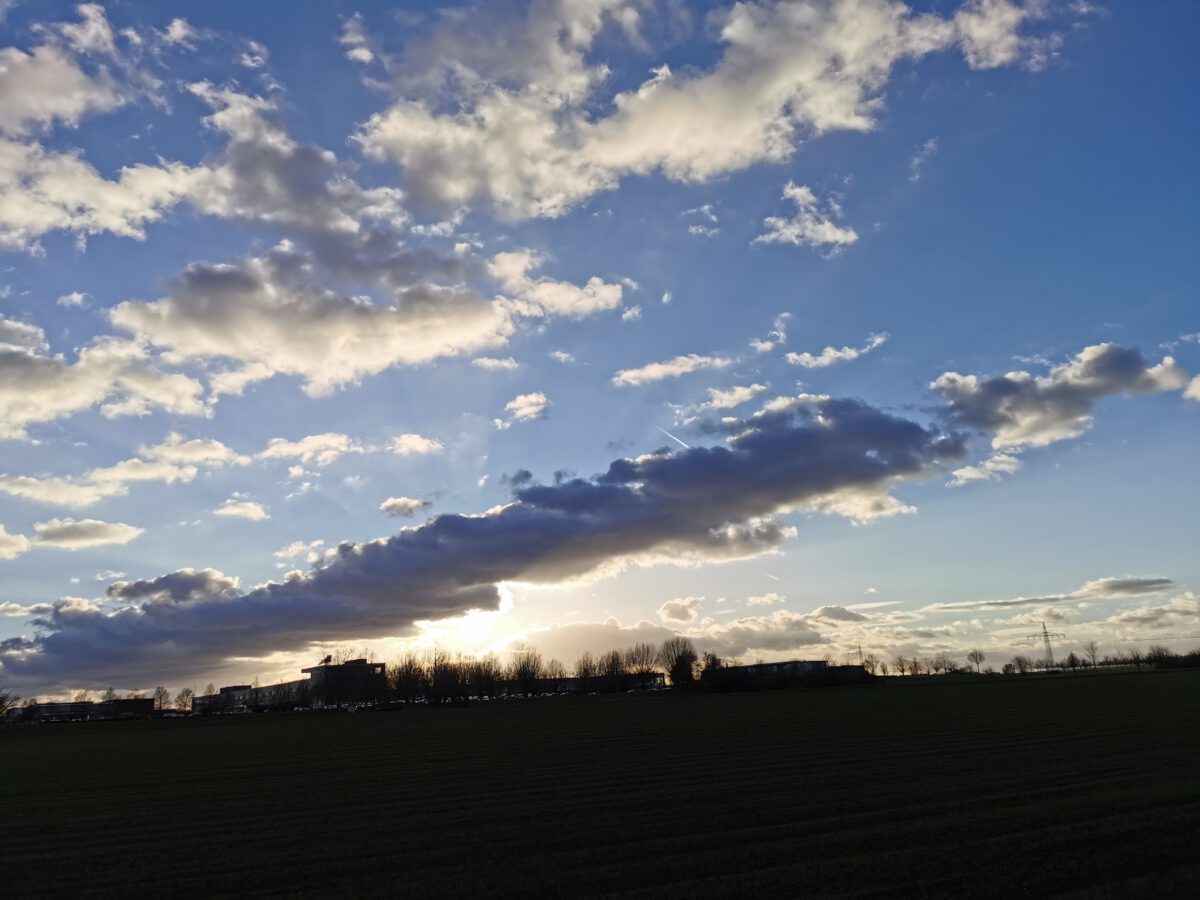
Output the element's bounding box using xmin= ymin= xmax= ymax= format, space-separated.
xmin=1027 ymin=621 xmax=1066 ymax=668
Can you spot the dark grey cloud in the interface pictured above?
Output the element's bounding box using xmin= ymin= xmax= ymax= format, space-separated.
xmin=1 ymin=397 xmax=962 ymax=689
xmin=107 ymin=568 xmax=240 ymax=604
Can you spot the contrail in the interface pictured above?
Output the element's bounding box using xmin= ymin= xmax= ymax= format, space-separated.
xmin=764 ymin=573 xmax=781 ymax=581
xmin=655 ymin=426 xmax=691 ymax=449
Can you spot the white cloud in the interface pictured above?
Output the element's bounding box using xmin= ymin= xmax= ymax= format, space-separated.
xmin=494 ymin=391 xmax=551 ymax=429
xmin=0 ymin=335 xmax=206 ymax=440
xmin=755 ymin=182 xmax=859 ymax=252
xmin=697 ymin=384 xmax=768 ymax=412
xmin=550 ymin=350 xmax=575 ymax=364
xmin=0 ymin=523 xmax=31 ymax=559
xmin=613 ymin=354 xmax=732 ymax=387
xmin=213 ymin=499 xmax=269 ymax=521
xmin=56 ymin=291 xmax=88 ymax=307
xmin=355 ymin=0 xmax=1042 ymax=220
xmin=339 ymin=13 xmax=375 ymax=65
xmin=661 ymin=291 xmax=673 ymax=305
xmin=746 ymin=592 xmax=785 ymax=607
xmin=380 ymin=496 xmax=432 ymax=518
xmin=258 ymin=433 xmax=363 ymax=467
xmin=935 ymin=343 xmax=1190 ymax=449
xmin=786 ymin=333 xmax=888 ymax=368
xmin=31 ymin=517 xmax=143 ymax=549
xmin=621 ymin=305 xmax=642 ymax=322
xmin=489 ymin=250 xmax=623 ymax=319
xmin=949 ymin=452 xmax=1022 ymax=486
xmin=0 ymin=315 xmax=46 ymax=349
xmin=1185 ymin=376 xmax=1200 ymax=402
xmin=909 ymin=137 xmax=939 ymax=182
xmin=141 ymin=432 xmax=250 ymax=467
xmin=658 ymin=596 xmax=702 ymax=623
xmin=388 ymin=433 xmax=444 ymax=455
xmin=472 ymin=356 xmax=519 ymax=371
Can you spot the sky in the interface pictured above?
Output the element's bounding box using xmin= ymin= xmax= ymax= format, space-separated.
xmin=1 ymin=0 xmax=1198 ymax=697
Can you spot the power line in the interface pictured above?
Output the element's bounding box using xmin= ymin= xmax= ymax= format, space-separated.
xmin=1027 ymin=621 xmax=1066 ymax=666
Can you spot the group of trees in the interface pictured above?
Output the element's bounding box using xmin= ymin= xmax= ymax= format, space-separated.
xmin=1010 ymin=643 xmax=1200 ymax=673
xmin=386 ymin=637 xmax=702 ymax=705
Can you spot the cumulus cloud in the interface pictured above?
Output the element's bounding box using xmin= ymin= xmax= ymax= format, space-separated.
xmin=658 ymin=596 xmax=702 ymax=623
xmin=56 ymin=291 xmax=88 ymax=307
xmin=258 ymin=433 xmax=363 ymax=467
xmin=472 ymin=356 xmax=519 ymax=371
xmin=613 ymin=354 xmax=732 ymax=387
xmin=1 ymin=395 xmax=964 ymax=686
xmin=909 ymin=137 xmax=939 ymax=181
xmin=923 ymin=576 xmax=1175 ymax=613
xmin=746 ymin=592 xmax=785 ymax=607
xmin=0 ymin=523 xmax=31 ymax=559
xmin=494 ymin=391 xmax=551 ymax=429
xmin=490 ymin=250 xmax=623 ymax=318
xmin=787 ymin=333 xmax=888 ymax=368
xmin=213 ymin=499 xmax=269 ymax=521
xmin=31 ymin=517 xmax=143 ymax=550
xmin=754 ymin=182 xmax=859 ymax=252
xmin=949 ymin=452 xmax=1022 ymax=486
xmin=388 ymin=433 xmax=444 ymax=455
xmin=1106 ymin=593 xmax=1199 ymax=629
xmin=111 ymin=244 xmax=512 ymax=398
xmin=696 ymin=384 xmax=769 ymax=412
xmin=699 ymin=609 xmax=825 ymax=657
xmin=355 ymin=0 xmax=1046 ymax=219
xmin=934 ymin=343 xmax=1190 ymax=449
xmin=141 ymin=432 xmax=250 ymax=466
xmin=107 ymin=568 xmax=240 ymax=604
xmin=380 ymin=496 xmax=432 ymax=518
xmin=0 ymin=335 xmax=206 ymax=440
xmin=751 ymin=312 xmax=791 ymax=353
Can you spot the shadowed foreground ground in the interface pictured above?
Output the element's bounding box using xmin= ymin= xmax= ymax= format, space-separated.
xmin=4 ymin=670 xmax=1198 ymax=897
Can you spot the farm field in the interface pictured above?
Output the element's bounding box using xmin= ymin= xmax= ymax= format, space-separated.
xmin=3 ymin=670 xmax=1198 ymax=897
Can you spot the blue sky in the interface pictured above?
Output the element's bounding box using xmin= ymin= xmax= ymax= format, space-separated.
xmin=1 ymin=0 xmax=1198 ymax=695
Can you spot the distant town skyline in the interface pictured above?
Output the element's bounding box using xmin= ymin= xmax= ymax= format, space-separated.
xmin=1 ymin=1 xmax=1198 ymax=696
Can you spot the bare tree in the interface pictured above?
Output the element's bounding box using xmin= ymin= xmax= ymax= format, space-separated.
xmin=1012 ymin=655 xmax=1031 ymax=674
xmin=1083 ymin=640 xmax=1100 ymax=668
xmin=658 ymin=637 xmax=698 ymax=688
xmin=153 ymin=686 xmax=172 ymax=710
xmin=574 ymin=651 xmax=599 ymax=679
xmin=862 ymin=654 xmax=879 ymax=675
xmin=966 ymin=649 xmax=985 ymax=673
xmin=127 ymin=689 xmax=144 ymax=699
xmin=1126 ymin=647 xmax=1144 ymax=670
xmin=203 ymin=682 xmax=216 ymax=697
xmin=879 ymin=660 xmax=889 ymax=676
xmin=101 ymin=686 xmax=118 ymax=701
xmin=0 ymin=685 xmax=17 ymax=717
xmin=598 ymin=649 xmax=624 ymax=691
xmin=507 ymin=645 xmax=544 ymax=695
xmin=544 ymin=658 xmax=567 ymax=680
xmin=701 ymin=652 xmax=723 ymax=672
xmin=623 ymin=643 xmax=659 ymax=676
xmin=1065 ymin=651 xmax=1080 ymax=670
xmin=175 ymin=687 xmax=194 ymax=713
xmin=893 ymin=655 xmax=908 ymax=676
xmin=73 ymin=689 xmax=92 ymax=702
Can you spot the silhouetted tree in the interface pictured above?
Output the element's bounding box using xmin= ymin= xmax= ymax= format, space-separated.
xmin=73 ymin=689 xmax=91 ymax=702
xmin=1146 ymin=645 xmax=1174 ymax=667
xmin=101 ymin=686 xmax=118 ymax=701
xmin=1127 ymin=647 xmax=1144 ymax=670
xmin=0 ymin=685 xmax=17 ymax=717
xmin=893 ymin=655 xmax=908 ymax=676
xmin=623 ymin=642 xmax=658 ymax=675
xmin=468 ymin=654 xmax=503 ymax=698
xmin=507 ymin=645 xmax=544 ymax=695
xmin=153 ymin=686 xmax=171 ymax=710
xmin=574 ymin=651 xmax=599 ymax=680
xmin=390 ymin=653 xmax=425 ymax=703
xmin=967 ymin=649 xmax=985 ymax=673
xmin=658 ymin=637 xmax=698 ymax=688
xmin=1083 ymin=640 xmax=1100 ymax=668
xmin=862 ymin=654 xmax=879 ymax=675
xmin=544 ymin=658 xmax=567 ymax=680
xmin=701 ymin=652 xmax=723 ymax=672
xmin=203 ymin=683 xmax=216 ymax=697
xmin=598 ymin=649 xmax=624 ymax=692
xmin=1012 ymin=655 xmax=1031 ymax=674
xmin=1065 ymin=651 xmax=1080 ymax=671
xmin=175 ymin=688 xmax=194 ymax=713
xmin=879 ymin=660 xmax=889 ymax=676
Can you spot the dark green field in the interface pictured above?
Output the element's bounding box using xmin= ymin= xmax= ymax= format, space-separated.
xmin=4 ymin=670 xmax=1198 ymax=897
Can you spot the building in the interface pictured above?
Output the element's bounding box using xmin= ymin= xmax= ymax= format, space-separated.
xmin=91 ymin=698 xmax=154 ymax=720
xmin=193 ymin=658 xmax=388 ymax=713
